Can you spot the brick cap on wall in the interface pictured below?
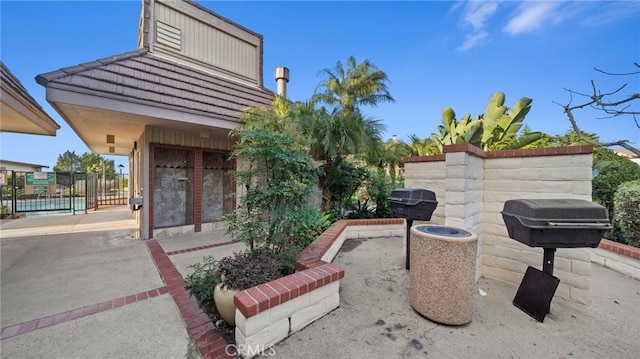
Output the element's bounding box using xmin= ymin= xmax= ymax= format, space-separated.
xmin=404 ymin=144 xmax=594 ymax=163
xmin=234 ymin=263 xmax=344 ymax=318
xmin=233 ymin=218 xmax=404 ymax=319
xmin=599 ymin=239 xmax=640 ymax=260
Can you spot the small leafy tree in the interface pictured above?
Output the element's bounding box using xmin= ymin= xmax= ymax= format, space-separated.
xmin=224 ymin=127 xmax=320 ymax=256
xmin=364 ymin=169 xmax=397 ymax=218
xmin=53 ymin=151 xmax=116 ymax=177
xmin=325 ymin=156 xmax=367 ymax=216
xmin=54 ymin=150 xmax=81 ymax=172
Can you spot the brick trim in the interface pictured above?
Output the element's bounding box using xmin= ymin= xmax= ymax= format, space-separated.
xmin=166 ymin=241 xmax=234 ymax=256
xmin=443 ymin=143 xmax=487 ymax=157
xmin=233 ymin=218 xmax=403 ymax=319
xmin=148 ymin=144 xmax=154 ymax=238
xmin=404 ymin=145 xmax=594 ymax=163
xmin=404 ymin=154 xmax=445 ymax=163
xmin=0 ymin=286 xmax=168 ymax=340
xmin=599 ymin=239 xmax=640 ymax=260
xmin=146 ymin=240 xmax=232 ymax=359
xmin=194 ymin=149 xmax=203 ymax=232
xmin=485 ymin=145 xmax=594 ymax=158
xmin=234 ymin=263 xmax=344 ymax=318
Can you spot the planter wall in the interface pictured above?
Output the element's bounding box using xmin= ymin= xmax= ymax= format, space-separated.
xmin=233 ymin=218 xmax=404 ymax=358
xmin=592 ymin=239 xmax=640 ymax=280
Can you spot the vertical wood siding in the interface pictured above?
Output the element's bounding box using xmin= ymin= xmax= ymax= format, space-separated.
xmin=154 ymin=2 xmax=258 ymax=82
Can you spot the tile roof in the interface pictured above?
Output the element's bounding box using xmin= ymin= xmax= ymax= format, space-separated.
xmin=1 ymin=61 xmax=60 ymax=129
xmin=36 ymin=50 xmax=274 ymax=122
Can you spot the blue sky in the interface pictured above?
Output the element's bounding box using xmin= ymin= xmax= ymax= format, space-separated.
xmin=1 ymin=0 xmax=639 ymax=170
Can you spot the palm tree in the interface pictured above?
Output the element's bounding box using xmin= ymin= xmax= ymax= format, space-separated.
xmin=307 ymin=56 xmax=394 ymax=211
xmin=291 ymin=102 xmax=385 ymax=211
xmin=311 ymin=56 xmax=395 ymax=115
xmin=408 ymin=135 xmax=440 ymax=156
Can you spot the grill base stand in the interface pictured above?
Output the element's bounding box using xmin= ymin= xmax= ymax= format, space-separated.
xmin=513 ymin=248 xmax=560 ymax=322
xmin=405 ymin=219 xmax=413 ymax=270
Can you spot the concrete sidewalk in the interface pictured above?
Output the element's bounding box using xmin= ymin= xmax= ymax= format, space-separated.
xmin=268 ymin=237 xmax=640 ymax=359
xmin=0 ymin=207 xmax=208 ymax=359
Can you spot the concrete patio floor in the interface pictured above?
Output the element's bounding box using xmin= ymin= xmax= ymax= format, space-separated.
xmin=268 ymin=237 xmax=640 ymax=359
xmin=1 ymin=207 xmax=639 ymax=359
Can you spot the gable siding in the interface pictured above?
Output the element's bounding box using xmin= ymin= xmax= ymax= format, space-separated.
xmin=154 ymin=1 xmax=259 ymax=84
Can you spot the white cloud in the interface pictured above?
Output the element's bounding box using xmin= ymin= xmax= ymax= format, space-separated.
xmin=454 ymin=0 xmax=638 ymax=51
xmin=581 ymin=1 xmax=640 ymax=27
xmin=455 ymin=1 xmax=499 ymax=51
xmin=463 ymin=1 xmax=499 ymax=30
xmin=457 ymin=31 xmax=489 ymax=52
xmin=503 ymin=1 xmax=562 ymax=35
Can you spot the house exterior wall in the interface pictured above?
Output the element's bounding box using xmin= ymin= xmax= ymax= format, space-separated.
xmin=143 ymin=126 xmax=237 ymax=238
xmin=0 ymin=161 xmax=48 ymax=172
xmin=404 ymin=144 xmax=596 ymax=304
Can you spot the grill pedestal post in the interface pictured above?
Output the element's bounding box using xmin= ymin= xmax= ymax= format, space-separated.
xmin=543 ymin=248 xmax=556 ymax=276
xmin=406 ymin=219 xmax=413 ymax=270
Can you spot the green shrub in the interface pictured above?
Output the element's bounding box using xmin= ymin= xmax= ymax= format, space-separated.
xmin=592 ymin=148 xmax=640 ymax=213
xmin=185 ymin=249 xmax=283 ymax=306
xmin=184 ymin=256 xmax=221 ymax=306
xmin=327 ymin=157 xmax=367 ymax=214
xmin=278 ymin=208 xmax=333 ymax=275
xmin=613 ymin=180 xmax=640 ymax=247
xmin=364 ymin=169 xmax=399 ymax=218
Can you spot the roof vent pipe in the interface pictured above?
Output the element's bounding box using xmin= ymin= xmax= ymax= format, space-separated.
xmin=275 ymin=66 xmax=289 ymax=98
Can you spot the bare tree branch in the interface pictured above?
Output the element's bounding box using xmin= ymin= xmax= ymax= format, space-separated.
xmin=594 ymin=62 xmax=640 ymax=76
xmin=557 ymin=63 xmax=640 ymax=157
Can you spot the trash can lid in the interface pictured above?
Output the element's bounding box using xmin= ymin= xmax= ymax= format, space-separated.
xmin=416 ymin=225 xmax=472 ymax=237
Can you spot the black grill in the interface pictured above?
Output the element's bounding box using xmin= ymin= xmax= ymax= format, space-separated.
xmin=502 ymin=198 xmax=611 ymax=248
xmin=388 ymin=189 xmax=438 ymax=269
xmin=501 ymin=198 xmax=611 ymax=322
xmin=388 ymin=188 xmax=438 ymax=221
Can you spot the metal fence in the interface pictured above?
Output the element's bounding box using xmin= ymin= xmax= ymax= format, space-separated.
xmin=0 ymin=171 xmax=128 ymax=218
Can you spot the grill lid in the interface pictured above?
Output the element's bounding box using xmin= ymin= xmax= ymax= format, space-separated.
xmin=502 ymin=198 xmax=608 ymax=222
xmin=388 ymin=188 xmax=436 ymax=203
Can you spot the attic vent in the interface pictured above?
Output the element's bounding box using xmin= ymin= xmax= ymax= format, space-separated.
xmin=156 ymin=21 xmax=181 ymax=51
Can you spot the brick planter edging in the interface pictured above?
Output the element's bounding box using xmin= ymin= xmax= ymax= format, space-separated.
xmin=232 ymin=218 xmax=404 ymax=358
xmin=234 ymin=218 xmax=405 ymax=318
xmin=594 ymin=239 xmax=640 ymax=280
xmin=233 ymin=263 xmax=345 ymax=318
xmin=599 ymin=239 xmax=640 ymax=260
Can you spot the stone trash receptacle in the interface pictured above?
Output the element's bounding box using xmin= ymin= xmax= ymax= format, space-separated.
xmin=410 ymin=225 xmax=478 ymax=325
